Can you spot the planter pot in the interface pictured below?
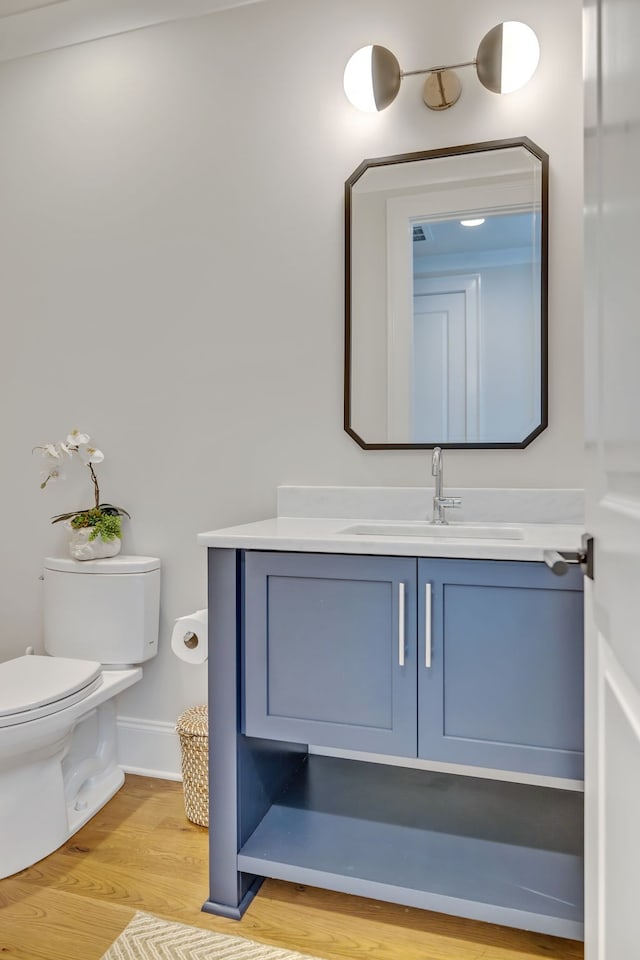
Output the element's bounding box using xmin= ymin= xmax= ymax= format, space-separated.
xmin=67 ymin=525 xmax=121 ymax=561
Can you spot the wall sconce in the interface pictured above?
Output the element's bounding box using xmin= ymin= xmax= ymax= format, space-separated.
xmin=343 ymin=22 xmax=540 ymax=112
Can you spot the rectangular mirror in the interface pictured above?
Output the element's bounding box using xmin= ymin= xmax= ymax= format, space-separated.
xmin=345 ymin=138 xmax=548 ymax=449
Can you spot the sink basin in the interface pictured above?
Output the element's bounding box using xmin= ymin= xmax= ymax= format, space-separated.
xmin=340 ymin=522 xmax=524 ymax=540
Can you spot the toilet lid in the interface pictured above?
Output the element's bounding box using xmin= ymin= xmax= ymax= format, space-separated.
xmin=0 ymin=655 xmax=102 ymax=727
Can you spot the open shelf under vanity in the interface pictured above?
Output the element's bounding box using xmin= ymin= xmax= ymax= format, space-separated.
xmin=237 ymin=754 xmax=584 ymax=940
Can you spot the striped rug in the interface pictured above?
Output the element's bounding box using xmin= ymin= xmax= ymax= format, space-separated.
xmin=102 ymin=911 xmax=327 ymax=960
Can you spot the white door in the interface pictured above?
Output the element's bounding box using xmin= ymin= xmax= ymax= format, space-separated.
xmin=583 ymin=1 xmax=640 ymax=957
xmin=412 ymin=290 xmax=473 ymax=443
xmin=409 ymin=275 xmax=480 ymax=443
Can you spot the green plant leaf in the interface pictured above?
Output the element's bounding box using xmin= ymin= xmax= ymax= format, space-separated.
xmin=50 ymin=504 xmax=130 ymax=524
xmin=50 ymin=508 xmax=94 ymax=524
xmin=98 ymin=503 xmax=131 ymax=519
xmin=87 ymin=513 xmax=121 ymax=541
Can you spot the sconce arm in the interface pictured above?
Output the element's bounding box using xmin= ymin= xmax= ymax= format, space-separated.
xmin=401 ymin=59 xmax=476 ymax=79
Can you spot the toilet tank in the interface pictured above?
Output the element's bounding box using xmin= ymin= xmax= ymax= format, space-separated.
xmin=43 ymin=555 xmax=161 ymax=665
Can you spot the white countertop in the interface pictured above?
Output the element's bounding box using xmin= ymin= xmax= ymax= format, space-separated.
xmin=197 ymin=516 xmax=585 ymax=562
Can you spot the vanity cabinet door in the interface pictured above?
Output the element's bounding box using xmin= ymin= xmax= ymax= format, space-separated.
xmin=418 ymin=559 xmax=584 ymax=779
xmin=243 ymin=552 xmax=417 ymax=756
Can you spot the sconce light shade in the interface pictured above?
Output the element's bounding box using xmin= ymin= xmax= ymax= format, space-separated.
xmin=476 ymin=21 xmax=540 ymax=94
xmin=343 ymin=45 xmax=401 ymax=112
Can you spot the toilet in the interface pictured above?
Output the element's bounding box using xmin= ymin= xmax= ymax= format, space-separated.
xmin=0 ymin=554 xmax=160 ymax=879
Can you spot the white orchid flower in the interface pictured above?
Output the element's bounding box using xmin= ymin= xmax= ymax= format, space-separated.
xmin=42 ymin=443 xmax=63 ymax=460
xmin=66 ymin=429 xmax=90 ymax=447
xmin=78 ymin=445 xmax=104 ymax=465
xmin=40 ymin=465 xmax=66 ymax=488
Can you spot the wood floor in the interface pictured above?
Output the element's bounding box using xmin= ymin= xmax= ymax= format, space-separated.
xmin=0 ymin=775 xmax=584 ymax=960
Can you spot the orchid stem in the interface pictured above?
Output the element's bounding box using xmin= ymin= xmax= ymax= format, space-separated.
xmin=88 ymin=463 xmax=100 ymax=510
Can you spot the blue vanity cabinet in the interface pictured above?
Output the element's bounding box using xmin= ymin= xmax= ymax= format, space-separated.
xmin=243 ymin=551 xmax=418 ymax=756
xmin=418 ymin=559 xmax=585 ymax=779
xmin=206 ymin=546 xmax=585 ymax=938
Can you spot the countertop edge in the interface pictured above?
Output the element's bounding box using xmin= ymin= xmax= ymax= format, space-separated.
xmin=197 ymin=519 xmax=585 ymax=562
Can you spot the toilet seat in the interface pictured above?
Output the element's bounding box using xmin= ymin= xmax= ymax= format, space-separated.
xmin=0 ymin=655 xmax=102 ymax=729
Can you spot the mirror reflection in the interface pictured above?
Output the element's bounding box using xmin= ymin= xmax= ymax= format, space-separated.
xmin=345 ymin=138 xmax=548 ymax=449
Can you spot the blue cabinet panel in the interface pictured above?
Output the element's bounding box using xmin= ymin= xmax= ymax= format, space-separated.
xmin=418 ymin=559 xmax=584 ymax=778
xmin=243 ymin=552 xmax=417 ymax=755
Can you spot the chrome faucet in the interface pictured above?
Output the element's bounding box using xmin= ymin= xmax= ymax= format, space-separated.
xmin=431 ymin=447 xmax=462 ymax=524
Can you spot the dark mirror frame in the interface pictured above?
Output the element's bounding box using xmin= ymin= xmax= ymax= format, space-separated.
xmin=344 ymin=137 xmax=549 ymax=450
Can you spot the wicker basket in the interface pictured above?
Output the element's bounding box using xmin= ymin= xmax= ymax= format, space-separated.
xmin=176 ymin=704 xmax=209 ymax=827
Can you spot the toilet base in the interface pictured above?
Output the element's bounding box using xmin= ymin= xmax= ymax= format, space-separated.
xmin=0 ymin=667 xmax=141 ymax=879
xmin=66 ymin=761 xmax=125 ymax=839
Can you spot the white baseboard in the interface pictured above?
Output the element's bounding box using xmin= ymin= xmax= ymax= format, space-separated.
xmin=116 ymin=716 xmax=183 ymax=781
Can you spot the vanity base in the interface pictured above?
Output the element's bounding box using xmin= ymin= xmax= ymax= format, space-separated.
xmin=202 ymin=877 xmax=264 ymax=920
xmin=236 ymin=754 xmax=584 ymax=941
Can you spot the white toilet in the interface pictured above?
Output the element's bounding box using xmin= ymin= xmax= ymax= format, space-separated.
xmin=0 ymin=554 xmax=160 ymax=879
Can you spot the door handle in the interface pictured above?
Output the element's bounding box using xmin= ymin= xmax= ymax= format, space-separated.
xmin=425 ymin=583 xmax=432 ymax=668
xmin=398 ymin=582 xmax=405 ymax=666
xmin=543 ymin=535 xmax=594 ymax=580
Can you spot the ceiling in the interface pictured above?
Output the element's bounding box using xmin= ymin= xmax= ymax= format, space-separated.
xmin=0 ymin=0 xmax=266 ymax=62
xmin=0 ymin=1 xmax=62 ymax=17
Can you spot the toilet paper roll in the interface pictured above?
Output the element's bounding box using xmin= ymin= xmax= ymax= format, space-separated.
xmin=171 ymin=609 xmax=208 ymax=664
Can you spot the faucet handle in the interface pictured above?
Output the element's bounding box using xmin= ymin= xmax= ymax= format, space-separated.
xmin=437 ymin=497 xmax=462 ymax=509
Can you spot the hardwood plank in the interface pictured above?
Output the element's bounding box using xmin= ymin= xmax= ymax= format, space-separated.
xmin=0 ymin=776 xmax=584 ymax=960
xmin=247 ymin=881 xmax=585 ymax=960
xmin=0 ymin=881 xmax=134 ymax=960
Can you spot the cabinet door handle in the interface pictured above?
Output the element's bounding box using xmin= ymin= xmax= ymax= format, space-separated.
xmin=398 ymin=582 xmax=405 ymax=667
xmin=425 ymin=583 xmax=432 ymax=668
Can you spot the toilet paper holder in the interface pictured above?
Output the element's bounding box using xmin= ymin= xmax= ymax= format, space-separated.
xmin=183 ymin=631 xmax=199 ymax=650
xmin=171 ymin=609 xmax=208 ymax=664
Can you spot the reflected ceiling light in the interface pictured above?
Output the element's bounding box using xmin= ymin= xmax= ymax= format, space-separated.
xmin=343 ymin=21 xmax=539 ymax=113
xmin=460 ymin=218 xmax=486 ymax=227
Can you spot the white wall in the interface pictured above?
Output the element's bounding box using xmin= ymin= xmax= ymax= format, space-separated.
xmin=0 ymin=0 xmax=584 ymax=765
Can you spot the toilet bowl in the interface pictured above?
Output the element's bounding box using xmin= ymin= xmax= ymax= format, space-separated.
xmin=0 ymin=554 xmax=160 ymax=880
